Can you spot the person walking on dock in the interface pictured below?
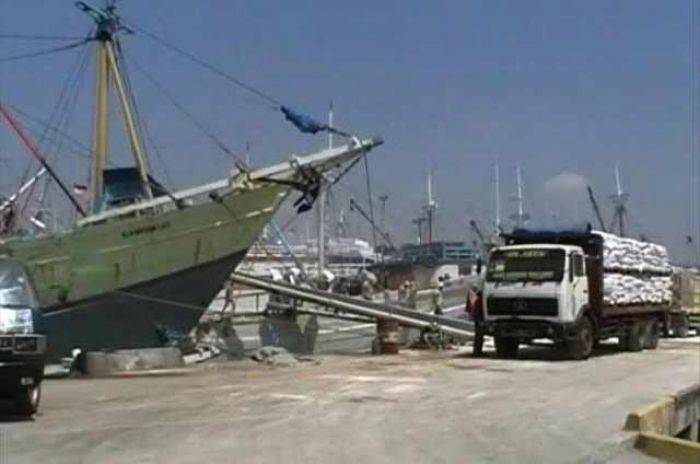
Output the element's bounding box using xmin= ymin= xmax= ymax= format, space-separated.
xmin=466 ymin=283 xmax=484 ymax=356
xmin=221 ymin=277 xmax=236 ymax=315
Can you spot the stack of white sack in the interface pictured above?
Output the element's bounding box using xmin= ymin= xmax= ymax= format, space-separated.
xmin=603 ymin=274 xmax=672 ymax=306
xmin=593 ymin=231 xmax=672 ymax=274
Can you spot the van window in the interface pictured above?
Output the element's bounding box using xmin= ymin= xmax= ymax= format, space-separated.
xmin=573 ymin=254 xmax=584 ymax=277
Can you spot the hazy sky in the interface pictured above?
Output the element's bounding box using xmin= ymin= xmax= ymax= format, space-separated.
xmin=0 ymin=1 xmax=698 ymax=264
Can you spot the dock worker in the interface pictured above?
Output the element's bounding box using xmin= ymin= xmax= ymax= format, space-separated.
xmin=466 ymin=283 xmax=484 ymax=356
xmin=406 ymin=281 xmax=417 ymax=309
xmin=221 ymin=276 xmax=236 ymax=315
xmin=361 ymin=277 xmax=373 ymax=301
xmin=432 ymin=281 xmax=444 ymax=315
xmin=397 ymin=281 xmax=407 ymax=304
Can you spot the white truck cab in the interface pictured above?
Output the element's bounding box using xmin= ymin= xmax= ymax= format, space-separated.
xmin=482 ymin=243 xmax=597 ymax=359
xmin=484 ymin=244 xmax=588 ymax=324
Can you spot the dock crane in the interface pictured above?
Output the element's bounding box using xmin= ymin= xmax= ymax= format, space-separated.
xmin=349 ymin=198 xmax=395 ymax=250
xmin=469 ymin=219 xmax=499 ymax=257
xmin=470 ymin=220 xmax=487 ymax=247
xmin=586 ymin=186 xmax=607 ymax=232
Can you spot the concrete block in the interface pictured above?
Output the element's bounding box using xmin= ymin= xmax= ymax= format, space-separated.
xmin=673 ymin=384 xmax=700 ymax=436
xmin=635 ymin=431 xmax=700 ymax=464
xmin=624 ymin=397 xmax=675 ymax=435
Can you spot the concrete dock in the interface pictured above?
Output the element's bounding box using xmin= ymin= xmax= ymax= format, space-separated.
xmin=1 ymin=337 xmax=698 ymax=463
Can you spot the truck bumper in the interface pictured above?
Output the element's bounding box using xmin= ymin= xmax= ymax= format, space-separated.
xmin=483 ymin=319 xmax=579 ymax=341
xmin=0 ymin=335 xmax=46 ymax=396
xmin=0 ymin=359 xmax=44 ymax=396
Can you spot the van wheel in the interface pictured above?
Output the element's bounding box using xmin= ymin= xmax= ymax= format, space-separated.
xmin=642 ymin=320 xmax=659 ymax=350
xmin=494 ymin=337 xmax=519 ymax=358
xmin=567 ymin=316 xmax=594 ymax=360
xmin=15 ymin=384 xmax=40 ymax=416
xmin=624 ymin=321 xmax=645 ymax=352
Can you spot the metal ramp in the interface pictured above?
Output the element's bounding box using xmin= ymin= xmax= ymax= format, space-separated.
xmin=231 ymin=272 xmax=474 ymax=339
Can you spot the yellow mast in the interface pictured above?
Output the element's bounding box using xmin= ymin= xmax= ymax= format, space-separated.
xmin=104 ymin=40 xmax=153 ymax=200
xmin=83 ymin=1 xmax=153 ymax=212
xmin=92 ymin=41 xmax=110 ymax=209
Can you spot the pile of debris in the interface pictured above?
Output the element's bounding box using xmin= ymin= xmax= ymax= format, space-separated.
xmin=250 ymin=346 xmax=318 ymax=367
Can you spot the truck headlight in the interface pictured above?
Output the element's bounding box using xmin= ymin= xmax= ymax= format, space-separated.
xmin=0 ymin=307 xmax=33 ymax=334
xmin=13 ymin=337 xmax=38 ymax=352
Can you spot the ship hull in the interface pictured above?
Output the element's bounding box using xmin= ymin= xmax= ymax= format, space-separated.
xmin=40 ymin=249 xmax=248 ymax=361
xmin=6 ymin=182 xmax=290 ymax=361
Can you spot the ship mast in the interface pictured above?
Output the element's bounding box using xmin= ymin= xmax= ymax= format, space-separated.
xmin=424 ymin=166 xmax=437 ymax=244
xmin=78 ymin=1 xmax=153 ymax=211
xmin=609 ymin=164 xmax=629 ymax=237
xmin=494 ymin=162 xmax=501 ymax=233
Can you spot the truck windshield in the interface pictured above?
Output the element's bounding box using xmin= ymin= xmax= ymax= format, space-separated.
xmin=0 ymin=260 xmax=36 ymax=308
xmin=486 ymin=249 xmax=565 ymax=282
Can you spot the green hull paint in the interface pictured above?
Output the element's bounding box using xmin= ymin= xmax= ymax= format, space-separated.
xmin=5 ymin=182 xmax=290 ymax=310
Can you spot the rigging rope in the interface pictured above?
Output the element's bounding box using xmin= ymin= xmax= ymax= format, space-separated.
xmin=9 ymin=104 xmax=99 ymax=162
xmin=363 ymin=155 xmax=378 ymax=251
xmin=10 ymin=42 xmax=90 ymax=227
xmin=17 ymin=44 xmax=91 ymax=222
xmin=32 ymin=43 xmax=92 ymax=218
xmin=0 ymin=34 xmax=88 ymax=41
xmin=114 ymin=38 xmax=159 ymax=181
xmin=0 ymin=38 xmax=91 ymax=63
xmin=126 ymin=53 xmax=248 ymax=169
xmin=125 ymin=22 xmax=282 ymax=109
xmin=118 ymin=55 xmax=174 ymax=187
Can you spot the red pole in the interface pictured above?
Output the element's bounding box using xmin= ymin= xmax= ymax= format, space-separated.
xmin=0 ymin=103 xmax=86 ymax=217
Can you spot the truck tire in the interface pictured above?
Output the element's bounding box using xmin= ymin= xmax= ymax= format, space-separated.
xmin=494 ymin=337 xmax=519 ymax=358
xmin=642 ymin=320 xmax=659 ymax=350
xmin=624 ymin=321 xmax=645 ymax=352
xmin=567 ymin=316 xmax=594 ymax=360
xmin=15 ymin=384 xmax=41 ymax=416
xmin=676 ymin=315 xmax=690 ymax=338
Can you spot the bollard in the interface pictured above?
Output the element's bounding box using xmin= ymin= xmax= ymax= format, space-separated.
xmin=376 ymin=318 xmax=400 ymax=354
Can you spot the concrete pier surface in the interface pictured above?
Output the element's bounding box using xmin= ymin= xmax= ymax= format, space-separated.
xmin=1 ymin=338 xmax=698 ymax=463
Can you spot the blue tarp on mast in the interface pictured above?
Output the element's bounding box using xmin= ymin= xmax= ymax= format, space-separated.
xmin=280 ymin=106 xmax=328 ymax=134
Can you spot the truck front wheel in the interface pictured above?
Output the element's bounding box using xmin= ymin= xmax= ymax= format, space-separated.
xmin=494 ymin=337 xmax=519 ymax=358
xmin=567 ymin=316 xmax=594 ymax=360
xmin=15 ymin=384 xmax=41 ymax=416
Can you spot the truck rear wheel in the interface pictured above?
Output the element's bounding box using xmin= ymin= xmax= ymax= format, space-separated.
xmin=642 ymin=320 xmax=659 ymax=350
xmin=676 ymin=314 xmax=690 ymax=338
xmin=623 ymin=321 xmax=645 ymax=352
xmin=494 ymin=337 xmax=519 ymax=358
xmin=15 ymin=384 xmax=40 ymax=416
xmin=567 ymin=316 xmax=594 ymax=360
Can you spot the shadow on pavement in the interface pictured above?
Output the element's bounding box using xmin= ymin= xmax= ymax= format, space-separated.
xmin=452 ymin=340 xmax=627 ymax=362
xmin=0 ymin=398 xmax=33 ymax=423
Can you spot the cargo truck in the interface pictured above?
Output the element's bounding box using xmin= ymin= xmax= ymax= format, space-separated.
xmin=482 ymin=229 xmax=672 ymax=360
xmin=0 ymin=258 xmax=46 ymax=415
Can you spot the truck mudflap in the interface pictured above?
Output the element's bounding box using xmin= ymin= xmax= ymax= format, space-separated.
xmin=484 ymin=319 xmax=580 ymax=341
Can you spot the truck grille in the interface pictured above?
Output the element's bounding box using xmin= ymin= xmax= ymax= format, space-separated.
xmin=487 ymin=297 xmax=558 ymax=317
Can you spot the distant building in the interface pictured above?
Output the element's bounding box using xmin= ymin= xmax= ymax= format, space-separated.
xmin=399 ymin=241 xmax=478 ymax=264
